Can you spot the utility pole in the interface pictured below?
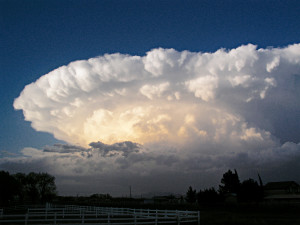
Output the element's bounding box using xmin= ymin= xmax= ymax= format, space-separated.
xmin=129 ymin=185 xmax=132 ymax=198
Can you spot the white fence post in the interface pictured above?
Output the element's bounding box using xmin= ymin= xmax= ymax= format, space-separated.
xmin=177 ymin=212 xmax=180 ymax=225
xmin=54 ymin=213 xmax=56 ymax=225
xmin=24 ymin=213 xmax=28 ymax=225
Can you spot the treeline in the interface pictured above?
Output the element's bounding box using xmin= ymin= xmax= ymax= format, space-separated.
xmin=0 ymin=171 xmax=57 ymax=205
xmin=186 ymin=169 xmax=264 ymax=204
xmin=1 ymin=169 xmax=264 ymax=206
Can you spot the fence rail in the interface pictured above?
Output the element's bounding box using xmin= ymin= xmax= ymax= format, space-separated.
xmin=0 ymin=205 xmax=200 ymax=225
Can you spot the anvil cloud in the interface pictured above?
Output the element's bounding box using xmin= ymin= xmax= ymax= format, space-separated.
xmin=7 ymin=44 xmax=300 ymax=195
xmin=14 ymin=44 xmax=300 ymax=146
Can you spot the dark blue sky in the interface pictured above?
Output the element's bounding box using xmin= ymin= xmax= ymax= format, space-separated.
xmin=1 ymin=0 xmax=300 ymax=154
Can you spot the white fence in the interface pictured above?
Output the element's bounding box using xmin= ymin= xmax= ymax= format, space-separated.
xmin=0 ymin=205 xmax=200 ymax=225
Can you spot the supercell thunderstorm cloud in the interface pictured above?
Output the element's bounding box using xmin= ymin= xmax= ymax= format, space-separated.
xmin=2 ymin=44 xmax=300 ymax=195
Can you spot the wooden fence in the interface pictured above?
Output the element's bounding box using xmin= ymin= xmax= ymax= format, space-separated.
xmin=0 ymin=205 xmax=200 ymax=225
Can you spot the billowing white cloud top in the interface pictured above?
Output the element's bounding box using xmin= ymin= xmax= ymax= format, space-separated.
xmin=7 ymin=44 xmax=300 ymax=195
xmin=14 ymin=44 xmax=300 ymax=147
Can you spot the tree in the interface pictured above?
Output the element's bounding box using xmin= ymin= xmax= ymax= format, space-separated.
xmin=0 ymin=171 xmax=19 ymax=205
xmin=1 ymin=171 xmax=57 ymax=204
xmin=26 ymin=172 xmax=56 ymax=202
xmin=13 ymin=173 xmax=27 ymax=202
xmin=36 ymin=173 xmax=57 ymax=202
xmin=197 ymin=187 xmax=220 ymax=204
xmin=238 ymin=179 xmax=262 ymax=202
xmin=26 ymin=172 xmax=40 ymax=202
xmin=258 ymin=173 xmax=263 ymax=188
xmin=257 ymin=173 xmax=264 ymax=200
xmin=186 ymin=186 xmax=197 ymax=203
xmin=90 ymin=193 xmax=112 ymax=201
xmin=219 ymin=169 xmax=240 ymax=195
xmin=14 ymin=172 xmax=56 ymax=203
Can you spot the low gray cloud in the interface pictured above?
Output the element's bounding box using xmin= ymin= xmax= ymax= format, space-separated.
xmin=1 ymin=140 xmax=300 ymax=196
xmin=43 ymin=144 xmax=87 ymax=153
xmin=89 ymin=141 xmax=142 ymax=157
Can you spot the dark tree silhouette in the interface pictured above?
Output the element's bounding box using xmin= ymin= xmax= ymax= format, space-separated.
xmin=26 ymin=172 xmax=41 ymax=202
xmin=257 ymin=173 xmax=264 ymax=200
xmin=0 ymin=171 xmax=19 ymax=205
xmin=197 ymin=187 xmax=220 ymax=204
xmin=90 ymin=193 xmax=112 ymax=200
xmin=258 ymin=173 xmax=263 ymax=187
xmin=238 ymin=178 xmax=262 ymax=202
xmin=37 ymin=173 xmax=57 ymax=202
xmin=2 ymin=171 xmax=57 ymax=204
xmin=25 ymin=172 xmax=56 ymax=202
xmin=13 ymin=173 xmax=27 ymax=202
xmin=186 ymin=186 xmax=197 ymax=203
xmin=219 ymin=169 xmax=240 ymax=195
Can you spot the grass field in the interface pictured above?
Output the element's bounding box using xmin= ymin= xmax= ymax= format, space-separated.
xmin=198 ymin=203 xmax=300 ymax=225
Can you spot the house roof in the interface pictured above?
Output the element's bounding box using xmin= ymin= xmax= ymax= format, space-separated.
xmin=265 ymin=194 xmax=300 ymax=199
xmin=265 ymin=181 xmax=300 ymax=190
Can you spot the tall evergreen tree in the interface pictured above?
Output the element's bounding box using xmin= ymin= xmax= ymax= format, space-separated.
xmin=219 ymin=169 xmax=240 ymax=195
xmin=258 ymin=173 xmax=263 ymax=187
xmin=257 ymin=173 xmax=264 ymax=200
xmin=186 ymin=186 xmax=197 ymax=203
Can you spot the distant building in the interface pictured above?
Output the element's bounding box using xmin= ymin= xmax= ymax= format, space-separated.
xmin=264 ymin=181 xmax=300 ymax=202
